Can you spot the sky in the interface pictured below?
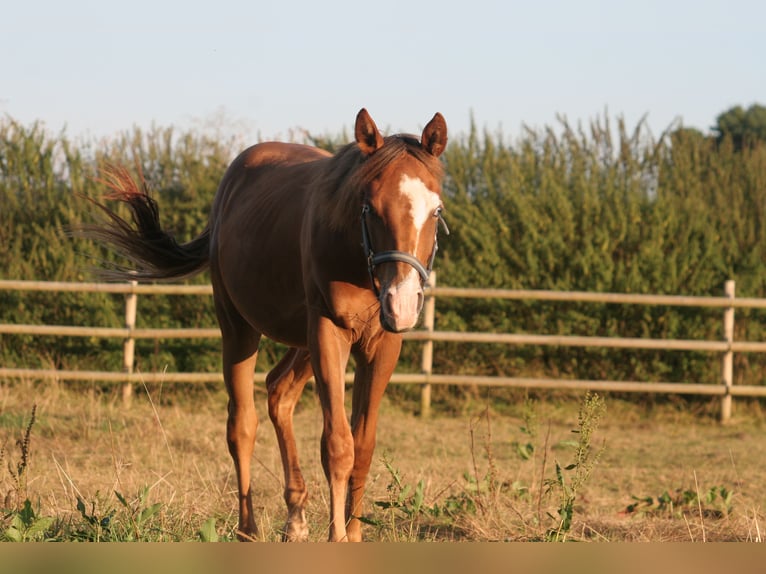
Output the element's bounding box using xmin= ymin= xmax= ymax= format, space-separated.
xmin=2 ymin=0 xmax=764 ymax=144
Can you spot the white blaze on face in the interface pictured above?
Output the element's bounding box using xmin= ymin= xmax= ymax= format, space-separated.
xmin=381 ymin=174 xmax=441 ymax=331
xmin=399 ymin=174 xmax=442 ymax=248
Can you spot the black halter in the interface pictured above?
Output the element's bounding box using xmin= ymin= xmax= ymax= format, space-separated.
xmin=360 ymin=204 xmax=449 ymax=296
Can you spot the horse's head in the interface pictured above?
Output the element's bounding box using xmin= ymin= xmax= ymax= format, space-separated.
xmin=355 ymin=108 xmax=448 ymax=333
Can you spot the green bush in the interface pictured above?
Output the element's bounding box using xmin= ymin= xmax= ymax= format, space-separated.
xmin=2 ymin=114 xmax=766 ymax=395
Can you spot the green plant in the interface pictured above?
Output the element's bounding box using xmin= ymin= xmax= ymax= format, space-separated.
xmin=69 ymin=487 xmax=165 ymax=542
xmin=625 ymin=485 xmax=734 ymax=519
xmin=3 ymin=404 xmax=36 ymax=506
xmin=2 ymin=498 xmax=54 ymax=542
xmin=511 ymin=397 xmax=539 ymax=464
xmin=544 ymin=392 xmax=606 ymax=541
xmin=198 ymin=517 xmax=219 ymax=542
xmin=1 ymin=405 xmax=57 ymax=541
xmin=72 ymin=494 xmax=116 ymax=542
xmin=365 ymin=456 xmax=478 ymax=541
xmin=366 ymin=457 xmax=431 ymax=540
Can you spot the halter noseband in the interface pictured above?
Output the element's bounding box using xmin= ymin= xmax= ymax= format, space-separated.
xmin=360 ymin=204 xmax=449 ymax=296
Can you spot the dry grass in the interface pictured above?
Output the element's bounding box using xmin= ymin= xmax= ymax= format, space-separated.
xmin=1 ymin=377 xmax=764 ymax=542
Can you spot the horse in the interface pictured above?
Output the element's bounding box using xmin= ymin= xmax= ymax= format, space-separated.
xmin=84 ymin=109 xmax=448 ymax=542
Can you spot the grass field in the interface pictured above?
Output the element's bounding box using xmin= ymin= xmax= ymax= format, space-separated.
xmin=1 ymin=377 xmax=764 ymax=542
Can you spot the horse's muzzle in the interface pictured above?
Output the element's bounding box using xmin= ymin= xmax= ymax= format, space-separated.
xmin=379 ymin=273 xmax=425 ymax=333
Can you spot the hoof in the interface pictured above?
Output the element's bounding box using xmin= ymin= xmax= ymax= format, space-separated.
xmin=282 ymin=509 xmax=309 ymax=542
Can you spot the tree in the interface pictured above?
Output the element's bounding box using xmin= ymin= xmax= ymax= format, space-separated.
xmin=712 ymin=103 xmax=766 ymax=150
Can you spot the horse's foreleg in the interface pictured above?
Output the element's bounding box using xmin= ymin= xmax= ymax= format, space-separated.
xmin=346 ymin=334 xmax=402 ymax=542
xmin=221 ymin=332 xmax=262 ymax=541
xmin=266 ymin=347 xmax=313 ymax=542
xmin=308 ymin=315 xmax=354 ymax=542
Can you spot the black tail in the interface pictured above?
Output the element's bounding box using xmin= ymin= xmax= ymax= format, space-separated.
xmin=80 ymin=165 xmax=210 ymax=282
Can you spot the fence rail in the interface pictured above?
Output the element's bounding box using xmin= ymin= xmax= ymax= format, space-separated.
xmin=1 ymin=277 xmax=763 ymax=421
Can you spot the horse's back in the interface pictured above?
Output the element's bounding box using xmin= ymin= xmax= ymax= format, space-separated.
xmin=239 ymin=141 xmax=332 ymax=170
xmin=211 ymin=142 xmax=330 ymax=217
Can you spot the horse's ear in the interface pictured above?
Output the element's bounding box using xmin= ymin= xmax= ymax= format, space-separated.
xmin=355 ymin=108 xmax=384 ymax=156
xmin=421 ymin=113 xmax=448 ymax=157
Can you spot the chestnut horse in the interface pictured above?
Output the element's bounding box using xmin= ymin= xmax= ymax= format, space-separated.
xmin=86 ymin=109 xmax=448 ymax=541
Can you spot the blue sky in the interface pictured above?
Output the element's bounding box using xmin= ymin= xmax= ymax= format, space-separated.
xmin=2 ymin=0 xmax=763 ymax=142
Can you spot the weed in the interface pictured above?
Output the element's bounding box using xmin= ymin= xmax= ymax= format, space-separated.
xmin=3 ymin=404 xmax=36 ymax=508
xmin=514 ymin=396 xmax=539 ymax=458
xmin=439 ymin=480 xmax=479 ymax=517
xmin=198 ymin=517 xmax=219 ymax=542
xmin=71 ymin=493 xmax=115 ymax=541
xmin=2 ymin=498 xmax=55 ymax=542
xmin=625 ymin=485 xmax=734 ymax=519
xmin=69 ymin=487 xmax=166 ymax=541
xmin=115 ymin=486 xmax=163 ymax=539
xmin=509 ymin=397 xmax=538 ymax=503
xmin=365 ymin=456 xmax=478 ymax=540
xmin=543 ymin=392 xmax=606 ymax=541
xmin=1 ymin=405 xmax=57 ymax=542
xmin=366 ymin=456 xmax=431 ymax=540
xmin=468 ymin=407 xmax=500 ymax=514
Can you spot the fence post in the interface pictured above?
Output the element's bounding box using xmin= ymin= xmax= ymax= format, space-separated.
xmin=721 ymin=280 xmax=735 ymax=423
xmin=122 ymin=280 xmax=138 ymax=407
xmin=420 ymin=271 xmax=436 ymax=418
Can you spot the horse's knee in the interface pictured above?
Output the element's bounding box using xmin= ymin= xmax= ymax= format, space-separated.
xmin=322 ymin=429 xmax=355 ymax=481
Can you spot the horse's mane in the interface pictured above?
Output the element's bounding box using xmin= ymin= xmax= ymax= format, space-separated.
xmin=313 ymin=134 xmax=445 ymax=232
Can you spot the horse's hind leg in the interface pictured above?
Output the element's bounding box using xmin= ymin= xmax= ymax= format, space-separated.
xmin=214 ymin=291 xmax=262 ymax=540
xmin=222 ymin=332 xmax=262 ymax=540
xmin=267 ymin=347 xmax=313 ymax=541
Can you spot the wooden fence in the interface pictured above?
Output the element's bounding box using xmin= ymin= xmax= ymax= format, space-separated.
xmin=2 ymin=276 xmax=766 ymax=421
